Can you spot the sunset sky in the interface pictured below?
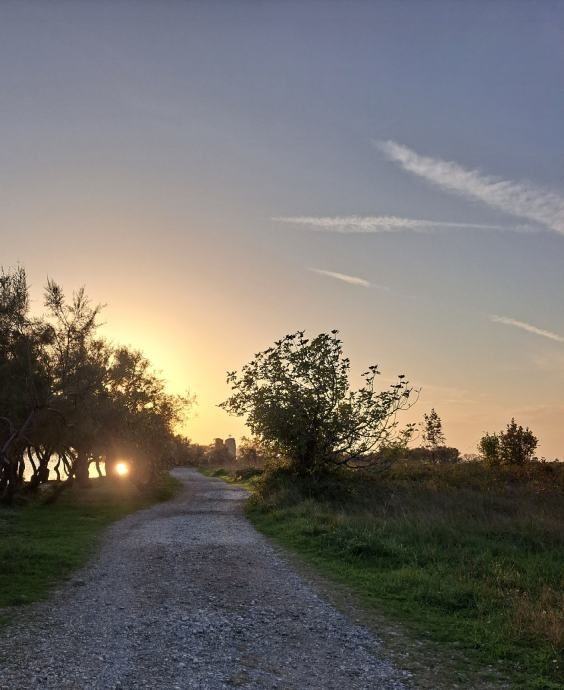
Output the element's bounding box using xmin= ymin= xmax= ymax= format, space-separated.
xmin=2 ymin=2 xmax=564 ymax=456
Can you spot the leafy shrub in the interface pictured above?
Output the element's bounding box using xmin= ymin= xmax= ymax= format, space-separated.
xmin=479 ymin=419 xmax=538 ymax=465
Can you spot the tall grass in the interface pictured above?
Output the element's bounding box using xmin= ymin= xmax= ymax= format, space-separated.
xmin=247 ymin=462 xmax=564 ymax=688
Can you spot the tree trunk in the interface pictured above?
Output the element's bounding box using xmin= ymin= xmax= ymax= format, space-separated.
xmin=74 ymin=452 xmax=90 ymax=488
xmin=53 ymin=457 xmax=61 ymax=482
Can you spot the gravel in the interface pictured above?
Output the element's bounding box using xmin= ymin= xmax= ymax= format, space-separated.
xmin=0 ymin=468 xmax=410 ymax=689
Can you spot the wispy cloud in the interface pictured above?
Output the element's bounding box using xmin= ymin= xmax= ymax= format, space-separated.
xmin=274 ymin=215 xmax=513 ymax=234
xmin=308 ymin=268 xmax=373 ymax=288
xmin=489 ymin=315 xmax=564 ymax=343
xmin=376 ymin=140 xmax=564 ymax=234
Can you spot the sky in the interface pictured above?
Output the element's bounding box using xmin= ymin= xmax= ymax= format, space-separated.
xmin=2 ymin=1 xmax=564 ymax=456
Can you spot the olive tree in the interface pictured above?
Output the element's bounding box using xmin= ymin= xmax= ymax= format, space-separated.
xmin=0 ymin=266 xmax=53 ymax=501
xmin=220 ymin=331 xmax=415 ymax=476
xmin=1 ymin=266 xmax=193 ymax=502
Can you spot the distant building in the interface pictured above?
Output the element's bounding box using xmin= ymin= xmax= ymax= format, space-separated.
xmin=225 ymin=437 xmax=236 ymax=460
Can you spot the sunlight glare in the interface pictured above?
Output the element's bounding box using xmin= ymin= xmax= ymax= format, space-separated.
xmin=115 ymin=462 xmax=129 ymax=477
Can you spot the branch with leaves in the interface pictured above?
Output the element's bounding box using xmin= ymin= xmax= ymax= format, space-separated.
xmin=221 ymin=330 xmax=417 ymax=475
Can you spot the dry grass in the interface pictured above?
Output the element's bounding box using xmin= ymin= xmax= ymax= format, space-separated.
xmin=512 ymin=586 xmax=564 ymax=651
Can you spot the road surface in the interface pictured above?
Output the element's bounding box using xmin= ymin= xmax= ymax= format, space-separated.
xmin=0 ymin=468 xmax=409 ymax=689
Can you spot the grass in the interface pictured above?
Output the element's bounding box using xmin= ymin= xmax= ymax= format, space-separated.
xmin=200 ymin=465 xmax=263 ymax=485
xmin=0 ymin=474 xmax=180 ymax=613
xmin=241 ymin=462 xmax=564 ymax=689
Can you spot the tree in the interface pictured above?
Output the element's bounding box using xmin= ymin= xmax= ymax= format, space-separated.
xmin=44 ymin=279 xmax=107 ymax=487
xmin=0 ymin=266 xmax=53 ymax=501
xmin=421 ymin=408 xmax=446 ymax=462
xmin=220 ymin=330 xmax=415 ymax=476
xmin=478 ymin=432 xmax=500 ymax=465
xmin=0 ymin=266 xmax=193 ymax=502
xmin=499 ymin=418 xmax=538 ymax=465
xmin=478 ymin=419 xmax=538 ymax=465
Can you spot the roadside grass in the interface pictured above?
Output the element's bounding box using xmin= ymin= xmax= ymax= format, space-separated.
xmin=200 ymin=467 xmax=229 ymax=478
xmin=240 ymin=462 xmax=563 ymax=689
xmin=0 ymin=474 xmax=181 ymax=613
xmin=200 ymin=465 xmax=263 ymax=488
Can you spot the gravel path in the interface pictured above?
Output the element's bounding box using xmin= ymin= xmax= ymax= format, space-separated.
xmin=0 ymin=468 xmax=410 ymax=689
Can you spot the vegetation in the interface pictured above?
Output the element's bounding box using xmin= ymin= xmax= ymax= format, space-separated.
xmin=217 ymin=333 xmax=563 ymax=687
xmin=0 ymin=265 xmax=192 ymax=504
xmin=421 ymin=408 xmax=446 ymax=462
xmin=3 ymin=288 xmax=562 ymax=690
xmin=243 ymin=461 xmax=563 ymax=689
xmin=479 ymin=418 xmax=539 ymax=466
xmin=221 ymin=330 xmax=415 ymax=476
xmin=0 ymin=474 xmax=180 ymax=613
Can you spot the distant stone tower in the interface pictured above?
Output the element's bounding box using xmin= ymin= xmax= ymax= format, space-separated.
xmin=225 ymin=437 xmax=236 ymax=461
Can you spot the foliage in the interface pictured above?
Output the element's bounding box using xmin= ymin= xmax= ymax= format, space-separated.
xmin=479 ymin=418 xmax=538 ymax=466
xmin=246 ymin=461 xmax=564 ymax=689
xmin=237 ymin=436 xmax=271 ymax=467
xmin=407 ymin=446 xmax=460 ymax=464
xmin=478 ymin=432 xmax=500 ymax=465
xmin=421 ymin=408 xmax=447 ymax=461
xmin=0 ymin=265 xmax=192 ymax=503
xmin=220 ymin=330 xmax=415 ymax=476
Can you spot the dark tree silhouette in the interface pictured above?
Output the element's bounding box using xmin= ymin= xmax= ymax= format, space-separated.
xmin=421 ymin=408 xmax=446 ymax=462
xmin=220 ymin=330 xmax=415 ymax=476
xmin=479 ymin=418 xmax=538 ymax=466
xmin=0 ymin=266 xmax=192 ymax=503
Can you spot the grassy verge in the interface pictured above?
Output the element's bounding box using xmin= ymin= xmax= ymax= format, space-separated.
xmin=200 ymin=465 xmax=263 ymax=488
xmin=0 ymin=474 xmax=181 ymax=613
xmin=240 ymin=463 xmax=563 ymax=689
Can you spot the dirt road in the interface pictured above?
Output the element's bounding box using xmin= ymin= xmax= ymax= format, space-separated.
xmin=0 ymin=468 xmax=409 ymax=689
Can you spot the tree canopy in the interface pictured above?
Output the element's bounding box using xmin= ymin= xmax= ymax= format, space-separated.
xmin=0 ymin=266 xmax=192 ymax=503
xmin=220 ymin=330 xmax=415 ymax=475
xmin=479 ymin=418 xmax=538 ymax=466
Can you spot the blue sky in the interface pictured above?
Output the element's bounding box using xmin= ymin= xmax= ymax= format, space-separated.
xmin=2 ymin=1 xmax=564 ymax=453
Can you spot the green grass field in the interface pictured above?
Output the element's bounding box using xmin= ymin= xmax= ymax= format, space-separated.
xmin=243 ymin=462 xmax=563 ymax=689
xmin=0 ymin=475 xmax=180 ymax=613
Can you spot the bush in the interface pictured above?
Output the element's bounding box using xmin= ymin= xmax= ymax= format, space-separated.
xmin=407 ymin=446 xmax=460 ymax=464
xmin=479 ymin=419 xmax=538 ymax=466
xmin=251 ymin=463 xmax=356 ymax=508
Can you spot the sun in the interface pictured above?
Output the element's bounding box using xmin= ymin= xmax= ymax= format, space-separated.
xmin=114 ymin=462 xmax=130 ymax=477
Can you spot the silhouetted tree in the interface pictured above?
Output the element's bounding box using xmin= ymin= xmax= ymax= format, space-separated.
xmin=478 ymin=418 xmax=538 ymax=465
xmin=0 ymin=266 xmax=53 ymax=501
xmin=421 ymin=408 xmax=446 ymax=463
xmin=478 ymin=432 xmax=501 ymax=466
xmin=220 ymin=330 xmax=415 ymax=476
xmin=0 ymin=266 xmax=192 ymax=502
